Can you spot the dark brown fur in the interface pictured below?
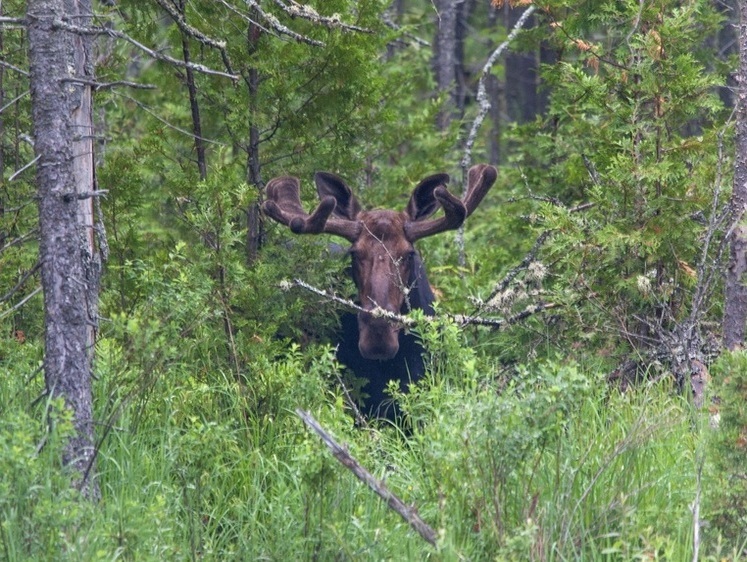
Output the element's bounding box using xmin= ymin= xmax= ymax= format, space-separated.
xmin=262 ymin=164 xmax=498 ymax=362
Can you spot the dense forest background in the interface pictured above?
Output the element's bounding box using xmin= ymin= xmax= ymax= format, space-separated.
xmin=2 ymin=0 xmax=747 ymax=559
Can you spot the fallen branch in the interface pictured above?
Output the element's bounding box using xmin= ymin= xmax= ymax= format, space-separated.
xmin=296 ymin=409 xmax=438 ymax=547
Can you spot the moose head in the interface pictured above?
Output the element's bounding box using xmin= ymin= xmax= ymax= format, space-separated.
xmin=262 ymin=164 xmax=497 ymax=361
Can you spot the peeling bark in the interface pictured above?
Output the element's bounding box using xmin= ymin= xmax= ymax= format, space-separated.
xmin=27 ymin=0 xmax=100 ymax=499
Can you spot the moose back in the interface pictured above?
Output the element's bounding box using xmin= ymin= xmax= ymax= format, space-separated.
xmin=262 ymin=164 xmax=497 ymax=418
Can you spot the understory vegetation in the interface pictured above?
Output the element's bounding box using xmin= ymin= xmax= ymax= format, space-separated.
xmin=2 ymin=0 xmax=747 ymax=559
xmin=2 ymin=319 xmax=747 ymax=559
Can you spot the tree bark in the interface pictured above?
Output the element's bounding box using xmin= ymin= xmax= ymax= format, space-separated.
xmin=177 ymin=0 xmax=207 ymax=181
xmin=27 ymin=0 xmax=100 ymax=499
xmin=725 ymin=0 xmax=747 ymax=350
xmin=245 ymin=18 xmax=263 ymax=264
xmin=433 ymin=0 xmax=462 ymax=130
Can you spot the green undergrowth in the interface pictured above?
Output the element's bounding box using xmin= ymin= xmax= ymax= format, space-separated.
xmin=0 ymin=322 xmax=745 ymax=560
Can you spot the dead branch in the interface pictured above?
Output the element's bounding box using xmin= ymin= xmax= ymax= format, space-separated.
xmin=282 ymin=278 xmax=416 ymax=326
xmin=0 ymin=59 xmax=29 ymax=77
xmin=0 ymin=262 xmax=42 ymax=304
xmin=460 ymin=5 xmax=536 ymax=174
xmin=0 ymin=286 xmax=42 ymax=321
xmin=244 ymin=0 xmax=324 ymax=46
xmin=692 ymin=451 xmax=703 ymax=562
xmin=0 ymin=91 xmax=30 ymax=115
xmin=48 ymin=19 xmax=239 ymax=81
xmin=455 ymin=4 xmax=536 ymax=266
xmin=382 ymin=10 xmax=430 ymax=47
xmin=296 ymin=409 xmax=438 ymax=547
xmin=454 ymin=302 xmax=560 ymax=329
xmin=0 ymin=229 xmax=39 ymax=254
xmin=61 ymin=77 xmax=156 ymax=91
xmin=478 ymin=229 xmax=552 ymax=316
xmin=0 ymin=16 xmax=26 ymax=27
xmin=111 ymin=90 xmax=228 ymax=147
xmin=270 ymin=0 xmax=373 ymax=34
xmin=154 ymin=0 xmax=235 ymax=75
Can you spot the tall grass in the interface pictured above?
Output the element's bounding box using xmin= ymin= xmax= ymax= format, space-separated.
xmin=0 ymin=323 xmax=744 ymax=560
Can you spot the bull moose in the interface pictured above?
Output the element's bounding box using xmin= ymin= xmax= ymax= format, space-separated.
xmin=262 ymin=164 xmax=497 ymax=419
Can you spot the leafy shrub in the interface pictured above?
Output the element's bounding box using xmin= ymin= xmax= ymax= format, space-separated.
xmin=706 ymin=351 xmax=747 ymax=553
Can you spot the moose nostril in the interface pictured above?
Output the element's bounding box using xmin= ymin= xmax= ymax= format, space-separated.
xmin=358 ymin=314 xmax=400 ymax=360
xmin=359 ymin=339 xmax=399 ymax=361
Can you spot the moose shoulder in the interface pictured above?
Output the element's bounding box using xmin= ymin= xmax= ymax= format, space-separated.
xmin=262 ymin=164 xmax=498 ymax=418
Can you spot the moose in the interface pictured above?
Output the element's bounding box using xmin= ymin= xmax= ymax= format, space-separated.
xmin=263 ymin=164 xmax=498 ymax=419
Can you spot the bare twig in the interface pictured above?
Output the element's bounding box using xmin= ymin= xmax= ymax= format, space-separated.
xmin=286 ymin=277 xmax=552 ymax=332
xmin=0 ymin=286 xmax=42 ymax=321
xmin=478 ymin=229 xmax=552 ymax=315
xmin=460 ymin=5 xmax=536 ymax=174
xmin=0 ymin=262 xmax=42 ymax=303
xmin=244 ymin=0 xmax=324 ymax=46
xmin=0 ymin=59 xmax=29 ymax=77
xmin=455 ymin=302 xmax=560 ymax=329
xmin=282 ymin=278 xmax=415 ymax=326
xmin=270 ymin=0 xmax=373 ymax=34
xmin=692 ymin=450 xmax=703 ymax=562
xmin=111 ymin=90 xmax=228 ymax=146
xmin=154 ymin=0 xmax=234 ymax=75
xmin=296 ymin=409 xmax=438 ymax=547
xmin=0 ymin=16 xmax=26 ymax=26
xmin=0 ymin=229 xmax=39 ymax=253
xmin=382 ymin=9 xmax=430 ymax=47
xmin=61 ymin=77 xmax=156 ymax=91
xmin=457 ymin=5 xmax=536 ymax=265
xmin=332 ymin=362 xmax=369 ymax=428
xmin=48 ymin=19 xmax=239 ymax=80
xmin=8 ymin=155 xmax=40 ymax=182
xmin=0 ymin=90 xmax=30 ymax=114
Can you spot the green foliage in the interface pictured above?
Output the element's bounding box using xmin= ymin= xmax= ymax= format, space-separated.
xmin=706 ymin=351 xmax=747 ymax=551
xmin=497 ymin=0 xmax=730 ymax=362
xmin=395 ymin=316 xmax=700 ymax=559
xmin=2 ymin=0 xmax=743 ymax=560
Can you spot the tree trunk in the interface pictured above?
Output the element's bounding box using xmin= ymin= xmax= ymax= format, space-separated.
xmin=725 ymin=0 xmax=747 ymax=350
xmin=246 ymin=19 xmax=263 ymax=264
xmin=27 ymin=0 xmax=100 ymax=499
xmin=433 ymin=0 xmax=461 ymax=130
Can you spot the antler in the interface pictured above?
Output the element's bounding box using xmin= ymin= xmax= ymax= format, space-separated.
xmin=262 ymin=176 xmax=361 ymax=241
xmin=405 ymin=164 xmax=497 ymax=241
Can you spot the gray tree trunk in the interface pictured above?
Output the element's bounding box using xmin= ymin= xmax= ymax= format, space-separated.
xmin=433 ymin=0 xmax=460 ymax=130
xmin=725 ymin=0 xmax=747 ymax=351
xmin=27 ymin=0 xmax=100 ymax=499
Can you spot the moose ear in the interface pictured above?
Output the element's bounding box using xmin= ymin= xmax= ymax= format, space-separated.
xmin=314 ymin=172 xmax=362 ymax=221
xmin=406 ymin=173 xmax=451 ymax=221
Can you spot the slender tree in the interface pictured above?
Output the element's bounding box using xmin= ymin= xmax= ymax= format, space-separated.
xmin=27 ymin=0 xmax=100 ymax=498
xmin=725 ymin=0 xmax=747 ymax=350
